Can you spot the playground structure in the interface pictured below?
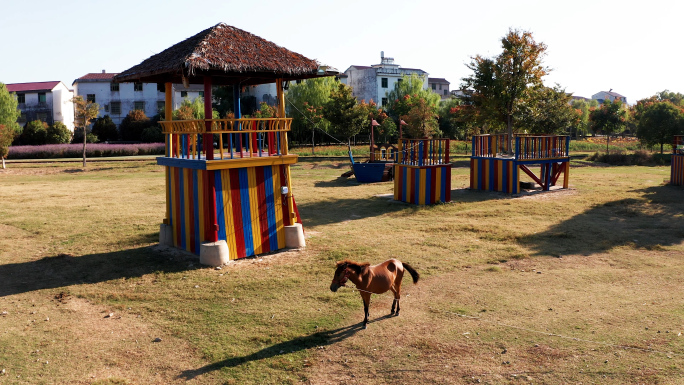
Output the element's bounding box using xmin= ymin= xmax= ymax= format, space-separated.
xmin=348 ymin=120 xmax=398 ymax=183
xmin=470 ymin=134 xmax=570 ymax=194
xmin=672 ymin=135 xmax=684 ymax=186
xmin=394 ymin=138 xmax=452 ymax=205
xmin=114 ymin=23 xmax=335 ymax=265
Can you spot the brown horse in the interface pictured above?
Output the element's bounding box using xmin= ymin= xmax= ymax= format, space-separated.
xmin=330 ymin=259 xmax=419 ymax=329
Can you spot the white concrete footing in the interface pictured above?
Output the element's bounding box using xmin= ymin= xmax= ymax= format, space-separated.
xmin=199 ymin=241 xmax=230 ymax=267
xmin=284 ymin=223 xmax=306 ymax=249
xmin=159 ymin=223 xmax=174 ymax=247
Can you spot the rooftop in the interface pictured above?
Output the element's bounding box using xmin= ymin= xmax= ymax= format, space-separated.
xmin=6 ymin=81 xmax=62 ymax=93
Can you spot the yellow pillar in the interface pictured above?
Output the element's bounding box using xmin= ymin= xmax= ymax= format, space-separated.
xmin=277 ymin=79 xmax=296 ymax=224
xmin=164 ymin=82 xmax=173 ymax=225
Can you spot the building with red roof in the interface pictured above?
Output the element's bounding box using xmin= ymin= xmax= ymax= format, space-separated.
xmin=6 ymin=81 xmax=75 ymax=130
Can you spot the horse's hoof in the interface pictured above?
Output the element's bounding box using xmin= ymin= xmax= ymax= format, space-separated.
xmin=390 ymin=310 xmax=395 ymax=315
xmin=363 ymin=324 xmax=367 ymax=329
xmin=395 ymin=312 xmax=400 ymax=317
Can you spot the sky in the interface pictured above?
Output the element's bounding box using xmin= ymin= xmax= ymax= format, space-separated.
xmin=1 ymin=0 xmax=682 ymax=104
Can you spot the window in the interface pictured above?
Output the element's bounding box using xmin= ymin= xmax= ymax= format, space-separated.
xmin=104 ymin=104 xmax=109 ymax=113
xmin=111 ymin=102 xmax=121 ymax=115
xmin=38 ymin=93 xmax=46 ymax=103
xmin=87 ymin=94 xmax=96 ymax=103
xmin=397 ymin=78 xmax=402 ymax=83
xmin=157 ymin=83 xmax=165 ymax=93
xmin=431 ymin=83 xmax=436 ymax=90
xmin=157 ymin=101 xmax=165 ymax=113
xmin=439 ymin=84 xmax=442 ymax=90
xmin=199 ymin=91 xmax=204 ymax=98
xmin=381 ymin=78 xmax=388 ymax=88
xmin=36 ymin=112 xmax=48 ymax=122
xmin=18 ymin=113 xmax=26 ymax=124
xmin=180 ymin=91 xmax=188 ymax=98
xmin=134 ymin=101 xmax=145 ymax=111
xmin=444 ymin=90 xmax=448 ymax=96
xmin=134 ymin=82 xmax=143 ymax=91
xmin=382 ymin=97 xmax=388 ymax=106
xmin=110 ymin=83 xmax=119 ymax=92
xmin=16 ymin=93 xmax=25 ymax=104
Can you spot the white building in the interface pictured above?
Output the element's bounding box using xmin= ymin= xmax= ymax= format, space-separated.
xmin=342 ymin=52 xmax=429 ymax=107
xmin=72 ymin=71 xmax=206 ymax=125
xmin=6 ymin=81 xmax=75 ymax=130
xmin=428 ymin=77 xmax=451 ymax=100
xmin=592 ymin=89 xmax=627 ymax=105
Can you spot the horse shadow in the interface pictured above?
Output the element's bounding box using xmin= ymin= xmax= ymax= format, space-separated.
xmin=0 ymin=242 xmax=198 ymax=297
xmin=519 ymin=184 xmax=684 ymax=257
xmin=178 ymin=318 xmax=392 ymax=380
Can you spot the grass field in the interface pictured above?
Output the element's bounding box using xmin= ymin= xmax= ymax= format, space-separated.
xmin=0 ymin=157 xmax=683 ymax=384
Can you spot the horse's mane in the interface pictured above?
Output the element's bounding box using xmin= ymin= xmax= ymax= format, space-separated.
xmin=338 ymin=260 xmax=370 ymax=274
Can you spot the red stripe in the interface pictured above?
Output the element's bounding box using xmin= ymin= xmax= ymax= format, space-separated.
xmin=187 ymin=170 xmax=195 ymax=253
xmin=281 ymin=166 xmax=292 ymax=226
xmin=430 ymin=166 xmax=437 ymax=205
xmin=174 ymin=168 xmax=181 ymax=245
xmin=229 ymin=169 xmax=246 ymax=258
xmin=255 ymin=167 xmax=271 ymax=253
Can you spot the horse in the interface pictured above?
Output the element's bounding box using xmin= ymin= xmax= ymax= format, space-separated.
xmin=329 ymin=258 xmax=419 ymax=329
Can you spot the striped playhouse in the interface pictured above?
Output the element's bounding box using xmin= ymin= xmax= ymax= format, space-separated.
xmin=470 ymin=134 xmax=570 ymax=194
xmin=672 ymin=135 xmax=684 ymax=186
xmin=394 ymin=138 xmax=452 ymax=205
xmin=114 ymin=23 xmax=336 ymax=264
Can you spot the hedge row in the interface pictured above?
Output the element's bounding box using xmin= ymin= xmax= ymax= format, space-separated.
xmin=8 ymin=143 xmax=165 ymax=159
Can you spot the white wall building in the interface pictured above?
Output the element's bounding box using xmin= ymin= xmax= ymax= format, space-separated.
xmin=6 ymin=81 xmax=75 ymax=130
xmin=592 ymin=89 xmax=627 ymax=105
xmin=342 ymin=52 xmax=429 ymax=107
xmin=427 ymin=77 xmax=451 ymax=100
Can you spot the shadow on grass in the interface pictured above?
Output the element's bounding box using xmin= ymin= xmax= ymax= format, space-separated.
xmin=178 ymin=316 xmax=394 ymax=380
xmin=0 ymin=242 xmax=197 ymax=297
xmin=519 ymin=185 xmax=684 ymax=257
xmin=298 ymin=195 xmax=417 ymax=227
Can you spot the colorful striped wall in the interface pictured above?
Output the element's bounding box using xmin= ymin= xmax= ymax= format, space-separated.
xmin=672 ymin=154 xmax=684 ymax=186
xmin=167 ymin=165 xmax=287 ymax=259
xmin=394 ymin=164 xmax=452 ymax=205
xmin=470 ymin=158 xmax=520 ymax=194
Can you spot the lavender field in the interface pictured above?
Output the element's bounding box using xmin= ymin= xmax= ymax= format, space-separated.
xmin=8 ymin=143 xmax=165 ymax=159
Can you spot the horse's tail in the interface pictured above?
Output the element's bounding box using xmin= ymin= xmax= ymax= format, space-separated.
xmin=402 ymin=262 xmax=420 ymax=284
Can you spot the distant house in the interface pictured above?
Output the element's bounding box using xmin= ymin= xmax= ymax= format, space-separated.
xmin=6 ymin=81 xmax=75 ymax=130
xmin=72 ymin=71 xmax=206 ymax=125
xmin=428 ymin=78 xmax=451 ymax=100
xmin=592 ymin=89 xmax=627 ymax=104
xmin=342 ymin=52 xmax=429 ymax=107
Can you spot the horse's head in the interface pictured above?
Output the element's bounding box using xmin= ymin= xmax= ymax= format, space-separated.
xmin=330 ymin=262 xmax=350 ymax=292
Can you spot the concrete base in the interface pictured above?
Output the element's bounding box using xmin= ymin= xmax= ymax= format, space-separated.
xmin=159 ymin=223 xmax=174 ymax=247
xmin=284 ymin=223 xmax=306 ymax=249
xmin=199 ymin=241 xmax=230 ymax=267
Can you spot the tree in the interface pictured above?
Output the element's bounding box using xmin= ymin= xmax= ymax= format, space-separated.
xmin=72 ymin=96 xmax=100 ymax=167
xmin=286 ymin=77 xmax=337 ymax=144
xmin=173 ymin=96 xmax=218 ymax=120
xmin=20 ymin=120 xmax=48 ymax=145
xmin=0 ymin=83 xmax=21 ymax=137
xmin=0 ymin=124 xmax=16 ymax=169
xmin=323 ymin=83 xmax=369 ymax=144
xmin=401 ymin=98 xmax=440 ymax=138
xmin=636 ymin=102 xmax=684 ymax=154
xmin=571 ymin=98 xmax=599 ymax=138
xmin=518 ymin=85 xmax=580 ymax=135
xmin=589 ymin=99 xmax=627 ymax=154
xmin=46 ymin=121 xmax=72 ymax=144
xmin=386 ymin=73 xmax=440 ymax=124
xmin=462 ymin=28 xmax=548 ymax=153
xmin=119 ymin=110 xmax=152 ymax=141
xmin=438 ymin=98 xmax=480 ymax=140
xmin=92 ymin=115 xmax=118 ymax=142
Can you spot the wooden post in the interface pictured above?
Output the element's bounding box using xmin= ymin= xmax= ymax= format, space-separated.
xmin=204 ymin=77 xmax=213 ymax=161
xmin=204 ymin=76 xmax=218 ymax=243
xmin=277 ymin=79 xmax=297 ymax=224
xmin=164 ymin=82 xmax=173 ymax=225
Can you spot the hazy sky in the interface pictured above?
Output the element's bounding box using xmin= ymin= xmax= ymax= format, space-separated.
xmin=1 ymin=0 xmax=681 ymax=103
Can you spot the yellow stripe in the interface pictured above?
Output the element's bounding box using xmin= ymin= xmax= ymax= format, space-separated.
xmin=394 ymin=165 xmax=400 ymax=201
xmin=221 ymin=170 xmax=238 ymax=260
xmin=483 ymin=159 xmax=490 ymax=190
xmin=248 ymin=167 xmax=262 ymax=254
xmin=183 ymin=169 xmax=191 ymax=251
xmin=435 ymin=166 xmax=441 ymax=202
xmin=406 ymin=166 xmax=412 ymax=203
xmin=419 ymin=169 xmax=426 ymax=205
xmin=563 ymin=162 xmax=569 ymax=189
xmin=497 ymin=160 xmax=503 ymax=192
xmin=272 ymin=166 xmax=285 ymax=249
xmin=170 ymin=168 xmax=178 ymax=247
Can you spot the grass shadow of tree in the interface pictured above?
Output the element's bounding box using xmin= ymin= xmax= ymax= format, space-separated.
xmin=0 ymin=243 xmax=197 ymax=297
xmin=518 ymin=185 xmax=684 ymax=257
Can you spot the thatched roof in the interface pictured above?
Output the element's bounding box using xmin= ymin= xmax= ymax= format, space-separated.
xmin=114 ymin=23 xmax=328 ymax=86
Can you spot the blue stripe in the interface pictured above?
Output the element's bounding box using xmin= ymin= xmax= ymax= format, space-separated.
xmin=215 ymin=171 xmax=227 ymax=242
xmin=167 ymin=168 xmax=173 ymax=227
xmin=193 ymin=170 xmax=200 ymax=251
xmin=238 ymin=168 xmax=254 ymax=257
xmin=179 ymin=169 xmax=186 ymax=250
xmin=441 ymin=167 xmax=446 ymax=202
xmin=263 ymin=166 xmax=278 ymax=252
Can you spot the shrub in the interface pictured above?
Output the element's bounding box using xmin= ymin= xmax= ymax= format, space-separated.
xmin=119 ymin=110 xmax=152 ymax=141
xmin=72 ymin=127 xmax=99 ymax=144
xmin=20 ymin=120 xmax=48 ymax=145
xmin=46 ymin=121 xmax=72 ymax=144
xmin=92 ymin=115 xmax=119 ymax=142
xmin=141 ymin=126 xmax=164 ymax=143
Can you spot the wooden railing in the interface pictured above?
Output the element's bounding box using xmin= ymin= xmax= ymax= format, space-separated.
xmin=398 ymin=138 xmax=450 ymax=166
xmin=370 ymin=143 xmax=398 ymax=162
xmin=472 ymin=134 xmax=569 ymax=160
xmin=159 ymin=118 xmax=292 ymax=160
xmin=674 ymin=135 xmax=684 ymax=155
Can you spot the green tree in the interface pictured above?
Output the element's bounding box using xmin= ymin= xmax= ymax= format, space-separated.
xmin=655 ymin=90 xmax=684 ymax=106
xmin=21 ymin=120 xmax=48 ymax=145
xmin=286 ymin=77 xmax=337 ymax=144
xmin=46 ymin=121 xmax=72 ymax=144
xmin=323 ymin=83 xmax=369 ymax=144
xmin=462 ymin=28 xmax=548 ymax=153
xmin=401 ymin=98 xmax=440 ymax=138
xmin=119 ymin=110 xmax=152 ymax=141
xmin=0 ymin=83 xmax=21 ymax=137
xmin=518 ymin=85 xmax=580 ymax=135
xmin=173 ymin=97 xmax=218 ymax=120
xmin=589 ymin=99 xmax=627 ymax=154
xmin=0 ymin=124 xmax=16 ymax=169
xmin=438 ymin=98 xmax=478 ymax=140
xmin=386 ymin=74 xmax=440 ymax=124
xmin=636 ymin=102 xmax=684 ymax=154
xmin=72 ymin=95 xmax=100 ymax=167
xmin=571 ymin=98 xmax=599 ymax=138
xmin=212 ymin=85 xmax=234 ymax=118
xmin=92 ymin=115 xmax=118 ymax=142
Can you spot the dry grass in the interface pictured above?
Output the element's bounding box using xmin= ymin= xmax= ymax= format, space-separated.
xmin=1 ymin=159 xmax=683 ymax=384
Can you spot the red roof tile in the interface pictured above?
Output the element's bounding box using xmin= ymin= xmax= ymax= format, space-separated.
xmin=76 ymin=73 xmax=120 ymax=81
xmin=6 ymin=81 xmax=61 ymax=93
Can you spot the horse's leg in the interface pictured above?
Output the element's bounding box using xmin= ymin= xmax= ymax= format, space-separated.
xmin=361 ymin=292 xmax=371 ymax=329
xmin=393 ymin=270 xmax=404 ymax=316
